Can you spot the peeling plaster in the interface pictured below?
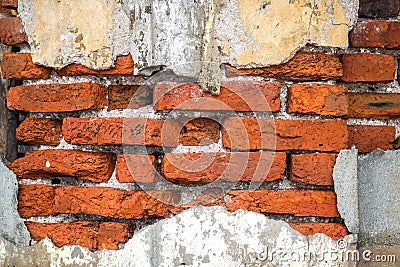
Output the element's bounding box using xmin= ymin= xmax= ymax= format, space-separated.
xmin=18 ymin=0 xmax=131 ymax=69
xmin=0 ymin=206 xmax=357 ymax=267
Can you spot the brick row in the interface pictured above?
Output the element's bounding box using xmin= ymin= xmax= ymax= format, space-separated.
xmin=16 ymin=118 xmax=62 ymax=146
xmin=0 ymin=17 xmax=28 ymax=46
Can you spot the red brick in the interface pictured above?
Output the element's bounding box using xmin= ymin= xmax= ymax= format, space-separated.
xmin=180 ymin=118 xmax=220 ymax=146
xmin=288 ymin=84 xmax=348 ymax=116
xmin=341 ymin=54 xmax=395 ymax=83
xmin=1 ymin=53 xmax=51 ymax=80
xmin=0 ymin=7 xmax=14 ymax=14
xmin=347 ymin=93 xmax=400 ymax=119
xmin=154 ymin=81 xmax=281 ymax=112
xmin=18 ymin=185 xmax=179 ymax=219
xmin=25 ymin=221 xmax=133 ymax=251
xmin=289 ymin=223 xmax=348 ymax=240
xmin=56 ymin=55 xmax=134 ymax=76
xmin=359 ymin=0 xmax=399 ymax=18
xmin=222 ymin=118 xmax=348 ymax=152
xmin=290 ymin=154 xmax=337 ymax=186
xmin=350 ymin=22 xmax=400 ymax=49
xmin=162 ymin=152 xmax=286 ymax=184
xmin=9 ymin=150 xmax=115 ymax=183
xmin=18 ymin=184 xmax=55 ymax=218
xmin=116 ymin=154 xmax=157 ymax=183
xmin=225 ymin=190 xmax=340 ymax=217
xmin=62 ymin=118 xmax=182 ymax=147
xmin=16 ymin=118 xmax=62 ymax=146
xmin=7 ymin=83 xmax=107 ymax=112
xmin=108 ymin=85 xmax=152 ymax=111
xmin=348 ymin=125 xmax=395 ymax=153
xmin=225 ymin=52 xmax=342 ymax=81
xmin=0 ymin=0 xmax=17 ymax=8
xmin=0 ymin=17 xmax=28 ymax=46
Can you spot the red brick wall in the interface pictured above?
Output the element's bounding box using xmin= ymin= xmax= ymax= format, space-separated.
xmin=1 ymin=0 xmax=399 ymax=250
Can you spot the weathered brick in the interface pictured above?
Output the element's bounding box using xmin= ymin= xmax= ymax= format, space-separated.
xmin=348 ymin=125 xmax=395 ymax=153
xmin=359 ymin=0 xmax=399 ymax=18
xmin=225 ymin=190 xmax=340 ymax=217
xmin=162 ymin=152 xmax=286 ymax=184
xmin=108 ymin=85 xmax=152 ymax=111
xmin=56 ymin=55 xmax=134 ymax=76
xmin=7 ymin=83 xmax=107 ymax=112
xmin=347 ymin=93 xmax=400 ymax=119
xmin=289 ymin=223 xmax=348 ymax=240
xmin=341 ymin=54 xmax=395 ymax=83
xmin=9 ymin=150 xmax=115 ymax=183
xmin=0 ymin=17 xmax=28 ymax=46
xmin=1 ymin=53 xmax=51 ymax=80
xmin=154 ymin=81 xmax=281 ymax=112
xmin=288 ymin=84 xmax=348 ymax=116
xmin=350 ymin=22 xmax=400 ymax=49
xmin=25 ymin=221 xmax=133 ymax=251
xmin=180 ymin=118 xmax=220 ymax=146
xmin=18 ymin=185 xmax=179 ymax=219
xmin=222 ymin=118 xmax=348 ymax=152
xmin=16 ymin=118 xmax=62 ymax=146
xmin=226 ymin=52 xmax=342 ymax=81
xmin=290 ymin=154 xmax=337 ymax=186
xmin=116 ymin=154 xmax=157 ymax=183
xmin=0 ymin=7 xmax=14 ymax=14
xmin=0 ymin=0 xmax=17 ymax=8
xmin=62 ymin=118 xmax=182 ymax=147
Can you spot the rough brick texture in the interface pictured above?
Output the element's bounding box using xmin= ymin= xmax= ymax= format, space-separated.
xmin=225 ymin=190 xmax=340 ymax=217
xmin=9 ymin=150 xmax=115 ymax=183
xmin=350 ymin=22 xmax=400 ymax=49
xmin=16 ymin=118 xmax=62 ymax=146
xmin=116 ymin=154 xmax=157 ymax=183
xmin=180 ymin=118 xmax=220 ymax=146
xmin=18 ymin=185 xmax=178 ymax=219
xmin=154 ymin=81 xmax=281 ymax=112
xmin=348 ymin=125 xmax=396 ymax=153
xmin=25 ymin=221 xmax=133 ymax=251
xmin=341 ymin=54 xmax=395 ymax=83
xmin=290 ymin=154 xmax=337 ymax=186
xmin=162 ymin=152 xmax=286 ymax=184
xmin=1 ymin=53 xmax=51 ymax=80
xmin=347 ymin=93 xmax=400 ymax=119
xmin=7 ymin=83 xmax=107 ymax=112
xmin=0 ymin=17 xmax=28 ymax=46
xmin=358 ymin=0 xmax=400 ymax=18
xmin=222 ymin=118 xmax=348 ymax=152
xmin=108 ymin=85 xmax=152 ymax=111
xmin=0 ymin=0 xmax=17 ymax=8
xmin=288 ymin=84 xmax=348 ymax=116
xmin=55 ymin=55 xmax=134 ymax=76
xmin=62 ymin=118 xmax=182 ymax=147
xmin=226 ymin=52 xmax=342 ymax=80
xmin=289 ymin=223 xmax=348 ymax=240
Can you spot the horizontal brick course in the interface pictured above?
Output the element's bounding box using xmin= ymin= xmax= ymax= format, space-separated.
xmin=222 ymin=118 xmax=348 ymax=152
xmin=162 ymin=152 xmax=286 ymax=184
xmin=55 ymin=55 xmax=134 ymax=76
xmin=154 ymin=81 xmax=281 ymax=112
xmin=348 ymin=125 xmax=395 ymax=153
xmin=16 ymin=118 xmax=62 ymax=146
xmin=341 ymin=54 xmax=395 ymax=83
xmin=290 ymin=153 xmax=337 ymax=186
xmin=10 ymin=150 xmax=115 ymax=183
xmin=25 ymin=221 xmax=133 ymax=251
xmin=0 ymin=0 xmax=17 ymax=8
xmin=1 ymin=53 xmax=51 ymax=80
xmin=350 ymin=22 xmax=400 ymax=49
xmin=0 ymin=17 xmax=28 ymax=46
xmin=7 ymin=83 xmax=107 ymax=112
xmin=288 ymin=84 xmax=348 ymax=116
xmin=226 ymin=52 xmax=342 ymax=81
xmin=289 ymin=223 xmax=348 ymax=240
xmin=347 ymin=93 xmax=400 ymax=119
xmin=358 ymin=0 xmax=399 ymax=18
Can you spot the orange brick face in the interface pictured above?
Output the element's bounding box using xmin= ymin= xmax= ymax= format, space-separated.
xmin=1 ymin=53 xmax=51 ymax=80
xmin=16 ymin=118 xmax=62 ymax=146
xmin=0 ymin=17 xmax=28 ymax=46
